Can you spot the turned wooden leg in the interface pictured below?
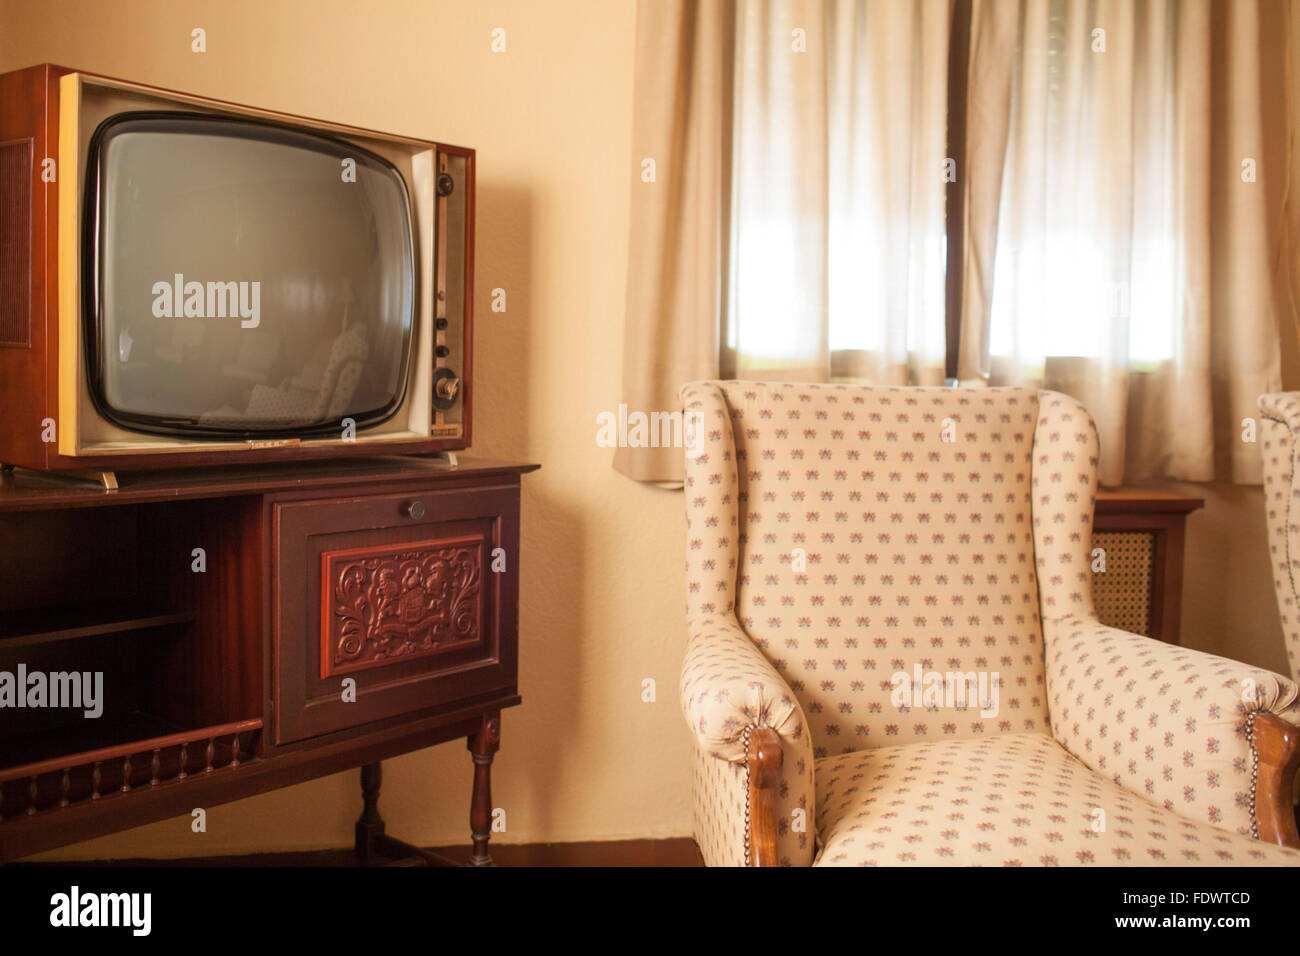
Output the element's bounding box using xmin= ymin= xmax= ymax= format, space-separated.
xmin=467 ymin=714 xmax=501 ymax=866
xmin=355 ymin=761 xmax=386 ymax=863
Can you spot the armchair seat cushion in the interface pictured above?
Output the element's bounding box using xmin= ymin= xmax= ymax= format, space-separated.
xmin=813 ymin=732 xmax=1300 ymax=866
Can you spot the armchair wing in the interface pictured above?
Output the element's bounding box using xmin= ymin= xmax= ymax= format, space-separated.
xmin=1035 ymin=391 xmax=1300 ymax=845
xmin=680 ymin=380 xmax=814 ymax=865
xmin=1045 ymin=616 xmax=1300 ymax=841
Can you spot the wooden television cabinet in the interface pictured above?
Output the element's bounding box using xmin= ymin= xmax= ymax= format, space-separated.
xmin=0 ymin=456 xmax=537 ymax=864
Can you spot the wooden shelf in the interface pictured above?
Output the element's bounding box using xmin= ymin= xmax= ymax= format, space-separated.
xmin=0 ymin=601 xmax=195 ymax=649
xmin=1095 ymin=487 xmax=1205 ymax=514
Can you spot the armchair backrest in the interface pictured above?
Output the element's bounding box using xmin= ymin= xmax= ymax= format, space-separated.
xmin=1260 ymin=393 xmax=1300 ymax=682
xmin=683 ymin=381 xmax=1100 ymax=757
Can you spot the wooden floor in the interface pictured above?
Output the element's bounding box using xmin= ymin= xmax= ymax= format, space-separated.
xmin=23 ymin=837 xmax=705 ymax=867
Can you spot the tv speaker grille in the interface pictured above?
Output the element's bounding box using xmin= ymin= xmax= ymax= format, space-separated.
xmin=0 ymin=138 xmax=33 ymax=348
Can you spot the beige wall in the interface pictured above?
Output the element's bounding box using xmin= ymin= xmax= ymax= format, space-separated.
xmin=3 ymin=0 xmax=1295 ymax=861
xmin=1149 ymin=482 xmax=1289 ymax=676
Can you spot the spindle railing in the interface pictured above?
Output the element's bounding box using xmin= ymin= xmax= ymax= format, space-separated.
xmin=0 ymin=718 xmax=261 ymax=820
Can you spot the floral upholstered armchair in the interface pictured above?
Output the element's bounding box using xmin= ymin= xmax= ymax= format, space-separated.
xmin=1261 ymin=393 xmax=1300 ymax=685
xmin=681 ymin=382 xmax=1300 ymax=866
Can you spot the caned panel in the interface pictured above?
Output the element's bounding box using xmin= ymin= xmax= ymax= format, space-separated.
xmin=1090 ymin=530 xmax=1155 ymax=636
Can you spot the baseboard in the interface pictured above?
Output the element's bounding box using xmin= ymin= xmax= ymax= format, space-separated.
xmin=20 ymin=837 xmax=704 ymax=867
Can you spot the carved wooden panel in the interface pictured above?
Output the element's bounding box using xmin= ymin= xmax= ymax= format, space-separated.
xmin=321 ymin=534 xmax=485 ymax=678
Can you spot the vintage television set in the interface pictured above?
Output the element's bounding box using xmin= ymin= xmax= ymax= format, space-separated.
xmin=0 ymin=64 xmax=472 ymax=483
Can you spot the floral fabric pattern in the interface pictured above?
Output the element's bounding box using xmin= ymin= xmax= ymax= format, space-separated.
xmin=685 ymin=381 xmax=1050 ymax=756
xmin=681 ymin=614 xmax=816 ymax=865
xmin=814 ymin=733 xmax=1300 ymax=866
xmin=1041 ymin=391 xmax=1300 ymax=836
xmin=1260 ymin=392 xmax=1300 ymax=682
xmin=1046 ymin=617 xmax=1300 ymax=837
xmin=691 ymin=741 xmax=748 ymax=867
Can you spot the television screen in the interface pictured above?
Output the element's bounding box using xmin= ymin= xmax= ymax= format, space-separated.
xmin=84 ymin=112 xmax=415 ymax=437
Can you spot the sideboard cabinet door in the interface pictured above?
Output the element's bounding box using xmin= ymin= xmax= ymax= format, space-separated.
xmin=272 ymin=482 xmax=520 ymax=745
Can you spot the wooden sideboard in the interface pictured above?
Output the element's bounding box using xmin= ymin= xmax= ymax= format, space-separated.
xmin=1092 ymin=488 xmax=1204 ymax=645
xmin=0 ymin=456 xmax=538 ymax=863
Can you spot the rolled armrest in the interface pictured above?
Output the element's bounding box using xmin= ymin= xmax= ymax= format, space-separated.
xmin=1045 ymin=615 xmax=1300 ymax=839
xmin=681 ymin=614 xmax=809 ymax=760
xmin=681 ymin=614 xmax=815 ymax=865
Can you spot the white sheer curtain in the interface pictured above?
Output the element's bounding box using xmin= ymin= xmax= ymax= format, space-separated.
xmin=960 ymin=0 xmax=1293 ymax=485
xmin=617 ymin=0 xmax=1296 ymax=485
xmin=722 ymin=0 xmax=951 ymax=384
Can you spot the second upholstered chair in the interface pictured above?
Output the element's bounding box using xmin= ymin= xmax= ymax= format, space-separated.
xmin=681 ymin=381 xmax=1300 ymax=866
xmin=1261 ymin=393 xmax=1300 ymax=684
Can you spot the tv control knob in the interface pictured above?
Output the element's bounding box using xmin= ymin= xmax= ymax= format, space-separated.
xmin=403 ymin=500 xmax=426 ymax=520
xmin=436 ymin=317 xmax=448 ymax=330
xmin=436 ymin=345 xmax=450 ymax=358
xmin=435 ymin=376 xmax=460 ymax=401
xmin=432 ymin=367 xmax=460 ymax=410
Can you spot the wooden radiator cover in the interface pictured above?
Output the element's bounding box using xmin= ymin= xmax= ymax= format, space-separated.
xmin=1090 ymin=490 xmax=1203 ymax=645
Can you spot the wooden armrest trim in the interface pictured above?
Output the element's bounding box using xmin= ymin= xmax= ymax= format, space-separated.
xmin=743 ymin=725 xmax=783 ymax=867
xmin=1251 ymin=711 xmax=1300 ymax=849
